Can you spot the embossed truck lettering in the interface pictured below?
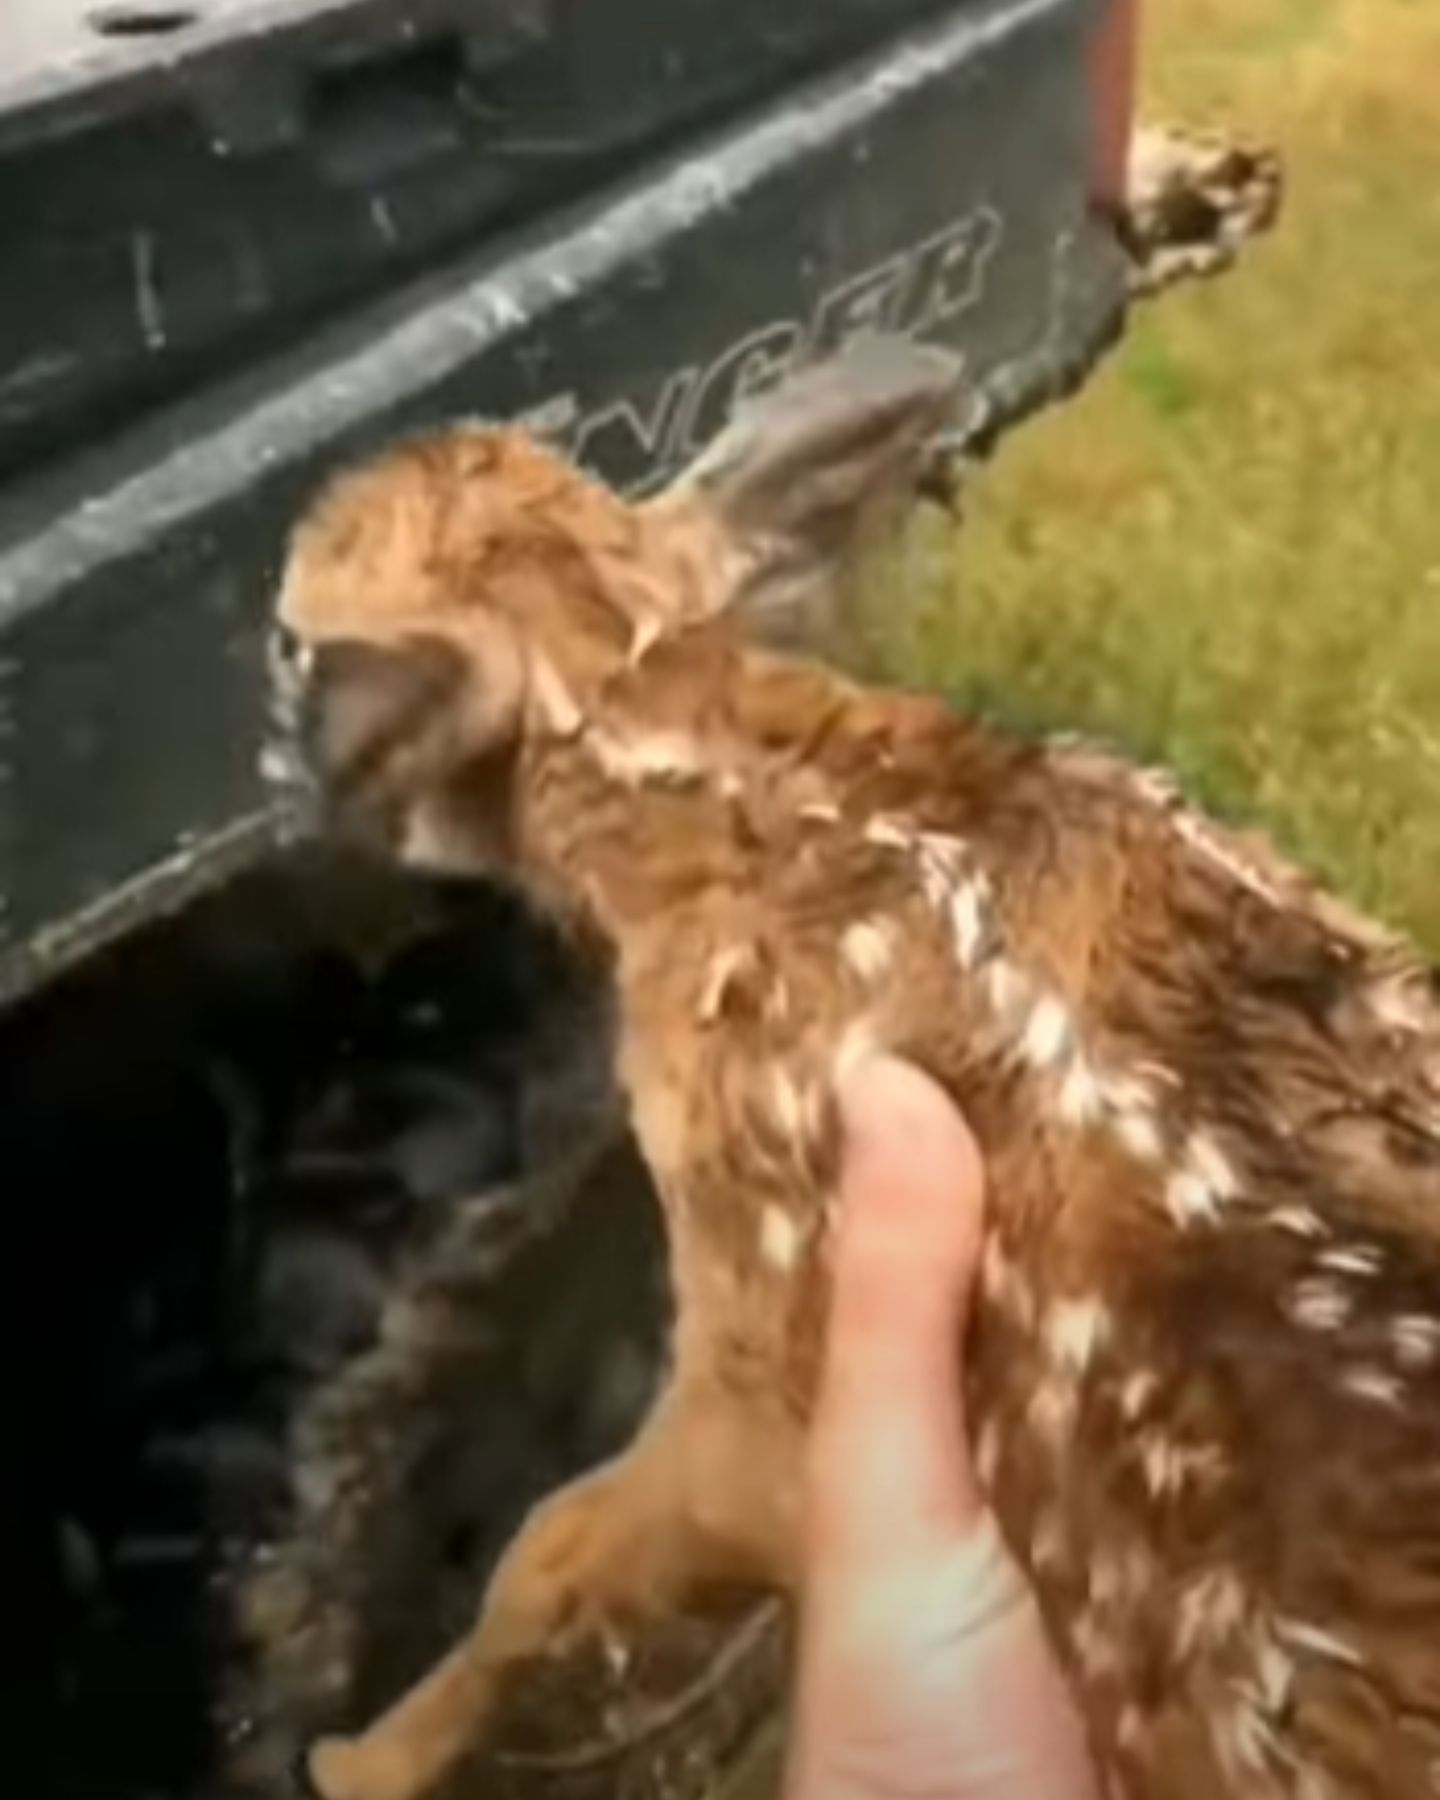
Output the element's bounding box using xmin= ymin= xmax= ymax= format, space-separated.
xmin=524 ymin=206 xmax=1002 ymax=494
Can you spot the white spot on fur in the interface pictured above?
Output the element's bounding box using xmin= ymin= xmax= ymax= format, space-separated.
xmin=979 ymin=1236 xmax=1036 ymax=1329
xmin=1286 ymin=1278 xmax=1351 ymax=1332
xmin=1088 ymin=1553 xmax=1124 ymax=1610
xmin=1022 ymin=994 xmax=1073 ymax=1070
xmin=764 ymin=977 xmax=792 ymax=1027
xmin=1370 ymin=975 xmax=1429 ymax=1035
xmin=1316 ymin=1245 xmax=1382 ymax=1277
xmin=769 ymin=1064 xmax=809 ymax=1152
xmin=1132 ymin=764 xmax=1183 ymax=809
xmin=1058 ymin=1053 xmax=1105 ymax=1126
xmin=1100 ymin=1070 xmax=1158 ymax=1114
xmin=914 ymin=831 xmax=970 ymax=910
xmin=981 ymin=957 xmax=1028 ymax=1018
xmin=590 ymin=728 xmax=705 ymax=788
xmin=1090 ymin=1545 xmax=1149 ymax=1611
xmin=832 ymin=1018 xmax=881 ymax=1085
xmin=1138 ymin=1434 xmax=1190 ymax=1503
xmin=1340 ymin=1365 xmax=1404 ymax=1409
xmin=1142 ymin=1435 xmax=1225 ymax=1500
xmin=1028 ymin=1375 xmax=1080 ymax=1446
xmin=1268 ymin=1205 xmax=1328 ymax=1240
xmin=1173 ymin=810 xmax=1284 ymax=907
xmin=917 ymin=829 xmax=970 ymax=871
xmin=601 ymin=1630 xmax=632 ymax=1679
xmin=627 ymin=612 xmax=664 ymax=667
xmin=531 ymin=656 xmax=583 ymax=737
xmin=1249 ymin=1635 xmax=1296 ymax=1715
xmin=1113 ymin=1107 xmax=1165 ymax=1164
xmin=947 ymin=878 xmax=990 ymax=969
xmin=800 ymin=800 xmax=841 ymax=825
xmin=1009 ymin=1274 xmax=1038 ymax=1332
xmin=1119 ymin=1368 xmax=1159 ymax=1421
xmin=841 ymin=917 xmax=898 ymax=985
xmin=863 ymin=815 xmax=913 ymax=851
xmin=1045 ymin=1296 xmax=1112 ymax=1373
xmin=1165 ymin=1170 xmax=1223 ymax=1228
xmin=917 ymin=861 xmax=953 ymax=912
xmin=698 ymin=946 xmax=752 ymax=1024
xmin=1213 ymin=1695 xmax=1283 ymax=1778
xmin=1391 ymin=1315 xmax=1440 ymax=1371
xmin=1274 ymin=1617 xmax=1364 ymax=1669
xmin=1071 ymin=1610 xmax=1121 ymax=1678
xmin=1187 ymin=1129 xmax=1239 ymax=1199
xmin=1175 ymin=1568 xmax=1248 ymax=1659
xmin=760 ymin=1205 xmax=802 ymax=1272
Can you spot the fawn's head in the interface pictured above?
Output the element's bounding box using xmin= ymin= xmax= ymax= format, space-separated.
xmin=271 ymin=335 xmax=962 ymax=872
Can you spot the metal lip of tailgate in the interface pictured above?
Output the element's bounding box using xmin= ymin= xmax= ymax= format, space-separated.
xmin=1 ymin=0 xmax=500 ymax=146
xmin=0 ymin=0 xmax=965 ymax=150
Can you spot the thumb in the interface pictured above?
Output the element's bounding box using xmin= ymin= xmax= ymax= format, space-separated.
xmin=790 ymin=1056 xmax=1101 ymax=1800
xmin=809 ymin=1054 xmax=988 ymax=1566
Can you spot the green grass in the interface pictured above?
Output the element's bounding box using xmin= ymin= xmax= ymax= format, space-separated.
xmin=866 ymin=0 xmax=1440 ymax=948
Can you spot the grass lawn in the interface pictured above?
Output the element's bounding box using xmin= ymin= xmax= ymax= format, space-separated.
xmin=869 ymin=0 xmax=1440 ymax=950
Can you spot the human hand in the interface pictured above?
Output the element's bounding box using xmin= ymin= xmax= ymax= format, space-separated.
xmin=784 ymin=1054 xmax=1098 ymax=1800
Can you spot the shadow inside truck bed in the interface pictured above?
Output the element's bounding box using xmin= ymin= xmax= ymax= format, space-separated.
xmin=0 ymin=852 xmax=779 ymax=1800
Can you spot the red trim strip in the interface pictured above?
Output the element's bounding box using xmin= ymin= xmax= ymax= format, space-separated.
xmin=1087 ymin=0 xmax=1140 ymax=212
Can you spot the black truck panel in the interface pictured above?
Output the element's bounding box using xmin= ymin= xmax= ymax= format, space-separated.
xmin=1 ymin=0 xmax=970 ymax=476
xmin=0 ymin=0 xmax=1129 ymax=1007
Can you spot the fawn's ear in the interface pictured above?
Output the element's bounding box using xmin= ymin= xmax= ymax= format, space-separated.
xmin=660 ymin=334 xmax=964 ymax=649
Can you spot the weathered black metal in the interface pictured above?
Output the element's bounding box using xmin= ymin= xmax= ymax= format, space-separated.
xmin=0 ymin=0 xmax=963 ymax=476
xmin=0 ymin=0 xmax=1129 ymax=1008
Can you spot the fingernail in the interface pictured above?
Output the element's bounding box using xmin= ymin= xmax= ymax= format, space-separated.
xmin=838 ymin=1054 xmax=971 ymax=1172
xmin=832 ymin=1053 xmax=983 ymax=1268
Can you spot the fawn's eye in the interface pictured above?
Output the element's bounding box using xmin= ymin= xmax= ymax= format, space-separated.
xmin=270 ymin=622 xmax=312 ymax=678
